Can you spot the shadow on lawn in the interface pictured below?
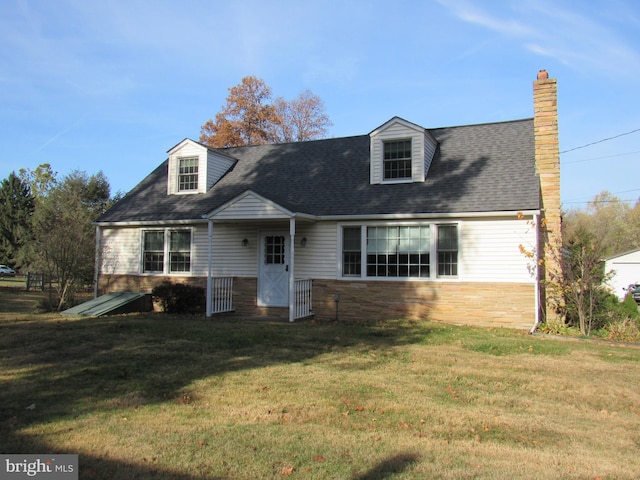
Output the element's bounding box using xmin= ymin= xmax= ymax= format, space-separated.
xmin=352 ymin=453 xmax=420 ymax=480
xmin=0 ymin=313 xmax=428 ymax=479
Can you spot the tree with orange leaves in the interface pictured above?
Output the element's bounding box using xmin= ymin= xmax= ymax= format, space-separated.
xmin=200 ymin=76 xmax=331 ymax=147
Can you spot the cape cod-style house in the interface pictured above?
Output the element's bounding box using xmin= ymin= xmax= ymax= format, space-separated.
xmin=94 ymin=71 xmax=561 ymax=329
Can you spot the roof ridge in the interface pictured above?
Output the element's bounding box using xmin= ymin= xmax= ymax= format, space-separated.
xmin=428 ymin=117 xmax=533 ymax=131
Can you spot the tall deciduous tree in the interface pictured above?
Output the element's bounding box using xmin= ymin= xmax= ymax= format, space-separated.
xmin=19 ymin=163 xmax=58 ymax=200
xmin=271 ymin=90 xmax=332 ymax=143
xmin=0 ymin=172 xmax=35 ymax=267
xmin=200 ymin=76 xmax=331 ymax=147
xmin=31 ymin=170 xmax=111 ymax=310
xmin=563 ymin=191 xmax=640 ymax=258
xmin=200 ymin=76 xmax=278 ymax=147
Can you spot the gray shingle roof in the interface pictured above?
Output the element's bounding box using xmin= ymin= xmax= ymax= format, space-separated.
xmin=96 ymin=118 xmax=539 ymax=223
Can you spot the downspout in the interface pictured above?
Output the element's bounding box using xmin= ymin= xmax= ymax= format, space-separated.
xmin=206 ymin=219 xmax=213 ymax=317
xmin=530 ymin=213 xmax=541 ymax=334
xmin=93 ymin=225 xmax=101 ymax=299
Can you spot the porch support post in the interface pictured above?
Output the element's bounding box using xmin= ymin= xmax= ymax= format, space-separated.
xmin=93 ymin=225 xmax=101 ymax=299
xmin=206 ymin=219 xmax=213 ymax=317
xmin=289 ymin=217 xmax=296 ymax=322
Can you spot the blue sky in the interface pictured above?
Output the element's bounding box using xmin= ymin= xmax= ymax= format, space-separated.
xmin=1 ymin=0 xmax=639 ymax=209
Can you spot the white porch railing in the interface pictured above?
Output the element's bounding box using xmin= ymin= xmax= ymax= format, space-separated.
xmin=211 ymin=277 xmax=234 ymax=314
xmin=294 ymin=278 xmax=313 ymax=320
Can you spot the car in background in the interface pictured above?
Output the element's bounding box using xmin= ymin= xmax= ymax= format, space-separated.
xmin=632 ymin=285 xmax=640 ymax=304
xmin=0 ymin=265 xmax=16 ymax=277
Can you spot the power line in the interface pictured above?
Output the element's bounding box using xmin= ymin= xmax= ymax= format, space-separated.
xmin=562 ymin=188 xmax=640 ymax=203
xmin=562 ymin=150 xmax=640 ymax=165
xmin=564 ymin=199 xmax=638 ymax=204
xmin=561 ymin=128 xmax=640 ymax=154
xmin=563 ymin=188 xmax=640 ymax=205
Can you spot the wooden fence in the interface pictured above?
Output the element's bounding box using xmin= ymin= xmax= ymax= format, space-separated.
xmin=26 ymin=272 xmax=45 ymax=291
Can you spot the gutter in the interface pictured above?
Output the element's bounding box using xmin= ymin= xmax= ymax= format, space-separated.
xmin=93 ymin=219 xmax=208 ymax=227
xmin=94 ymin=210 xmax=541 ymax=227
xmin=319 ymin=210 xmax=540 ymax=222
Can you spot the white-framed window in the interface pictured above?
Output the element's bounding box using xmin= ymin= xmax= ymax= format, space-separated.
xmin=142 ymin=228 xmax=192 ymax=274
xmin=383 ymin=140 xmax=412 ymax=180
xmin=143 ymin=231 xmax=165 ymax=273
xmin=169 ymin=230 xmax=192 ymax=272
xmin=367 ymin=225 xmax=430 ymax=277
xmin=340 ymin=223 xmax=458 ymax=279
xmin=342 ymin=226 xmax=362 ymax=277
xmin=178 ymin=157 xmax=199 ymax=192
xmin=437 ymin=224 xmax=458 ymax=277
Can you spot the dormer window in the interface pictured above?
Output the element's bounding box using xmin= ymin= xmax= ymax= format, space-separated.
xmin=178 ymin=157 xmax=199 ymax=192
xmin=383 ymin=140 xmax=412 ymax=180
xmin=369 ymin=117 xmax=437 ymax=185
xmin=168 ymin=139 xmax=236 ymax=195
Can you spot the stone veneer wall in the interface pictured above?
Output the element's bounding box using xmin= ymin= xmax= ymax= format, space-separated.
xmin=99 ymin=275 xmax=534 ymax=328
xmin=309 ymin=280 xmax=535 ymax=329
xmin=533 ymin=70 xmax=562 ymax=324
xmin=98 ymin=274 xmax=207 ymax=296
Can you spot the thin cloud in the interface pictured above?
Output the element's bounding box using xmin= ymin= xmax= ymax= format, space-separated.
xmin=436 ymin=0 xmax=534 ymax=36
xmin=438 ymin=0 xmax=640 ymax=78
xmin=39 ymin=116 xmax=86 ymax=149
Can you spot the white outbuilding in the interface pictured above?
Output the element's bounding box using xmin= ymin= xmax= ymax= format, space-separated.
xmin=604 ymin=248 xmax=640 ymax=300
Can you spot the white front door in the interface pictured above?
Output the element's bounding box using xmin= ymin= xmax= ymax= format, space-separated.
xmin=258 ymin=232 xmax=290 ymax=307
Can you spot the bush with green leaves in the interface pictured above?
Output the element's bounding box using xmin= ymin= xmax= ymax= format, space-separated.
xmin=151 ymin=281 xmax=205 ymax=314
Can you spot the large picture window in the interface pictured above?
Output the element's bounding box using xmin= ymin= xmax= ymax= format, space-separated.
xmin=142 ymin=229 xmax=192 ymax=274
xmin=383 ymin=140 xmax=412 ymax=180
xmin=341 ymin=224 xmax=458 ymax=279
xmin=367 ymin=226 xmax=430 ymax=277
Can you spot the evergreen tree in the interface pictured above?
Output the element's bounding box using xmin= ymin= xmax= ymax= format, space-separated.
xmin=0 ymin=172 xmax=35 ymax=267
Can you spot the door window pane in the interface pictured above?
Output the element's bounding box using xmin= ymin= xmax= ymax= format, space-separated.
xmin=265 ymin=236 xmax=285 ymax=264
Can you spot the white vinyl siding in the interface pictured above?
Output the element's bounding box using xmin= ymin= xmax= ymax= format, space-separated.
xmin=209 ymin=191 xmax=293 ymax=220
xmin=207 ymin=223 xmax=259 ymax=277
xmin=206 ymin=150 xmax=235 ymax=190
xmin=423 ymin=132 xmax=437 ymax=177
xmin=99 ymin=216 xmax=535 ymax=284
xmin=460 ymin=218 xmax=536 ymax=283
xmin=190 ymin=226 xmax=211 ymax=276
xmin=100 ymin=227 xmax=141 ymax=274
xmin=294 ymin=222 xmax=338 ymax=279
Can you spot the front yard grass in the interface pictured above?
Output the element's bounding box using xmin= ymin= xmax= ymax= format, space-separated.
xmin=1 ymin=309 xmax=639 ymax=479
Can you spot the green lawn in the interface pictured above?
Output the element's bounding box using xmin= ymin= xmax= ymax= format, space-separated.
xmin=1 ymin=296 xmax=639 ymax=479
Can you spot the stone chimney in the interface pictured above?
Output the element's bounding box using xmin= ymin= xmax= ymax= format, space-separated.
xmin=533 ymin=69 xmax=562 ymax=323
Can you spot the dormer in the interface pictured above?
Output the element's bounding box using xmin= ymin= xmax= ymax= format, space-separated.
xmin=369 ymin=117 xmax=438 ymax=185
xmin=167 ymin=139 xmax=235 ymax=195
